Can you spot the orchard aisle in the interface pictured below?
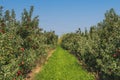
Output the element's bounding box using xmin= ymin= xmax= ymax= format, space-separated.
xmin=34 ymin=46 xmax=95 ymax=80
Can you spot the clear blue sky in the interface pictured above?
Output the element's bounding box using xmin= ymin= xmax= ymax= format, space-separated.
xmin=0 ymin=0 xmax=120 ymax=35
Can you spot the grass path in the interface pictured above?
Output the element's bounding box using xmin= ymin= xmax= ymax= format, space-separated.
xmin=34 ymin=46 xmax=95 ymax=80
xmin=25 ymin=50 xmax=55 ymax=80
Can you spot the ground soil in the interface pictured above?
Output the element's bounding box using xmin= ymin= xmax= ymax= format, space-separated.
xmin=25 ymin=50 xmax=55 ymax=80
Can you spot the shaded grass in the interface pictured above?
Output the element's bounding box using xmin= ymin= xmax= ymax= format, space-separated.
xmin=35 ymin=46 xmax=95 ymax=80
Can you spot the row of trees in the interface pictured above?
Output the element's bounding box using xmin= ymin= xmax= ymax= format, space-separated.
xmin=61 ymin=9 xmax=120 ymax=80
xmin=0 ymin=6 xmax=58 ymax=80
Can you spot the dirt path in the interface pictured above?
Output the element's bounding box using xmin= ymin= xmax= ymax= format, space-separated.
xmin=25 ymin=50 xmax=55 ymax=80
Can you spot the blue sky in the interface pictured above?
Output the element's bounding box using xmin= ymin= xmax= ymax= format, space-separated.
xmin=0 ymin=0 xmax=120 ymax=35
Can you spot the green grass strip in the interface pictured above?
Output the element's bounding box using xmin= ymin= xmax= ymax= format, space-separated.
xmin=35 ymin=46 xmax=95 ymax=80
